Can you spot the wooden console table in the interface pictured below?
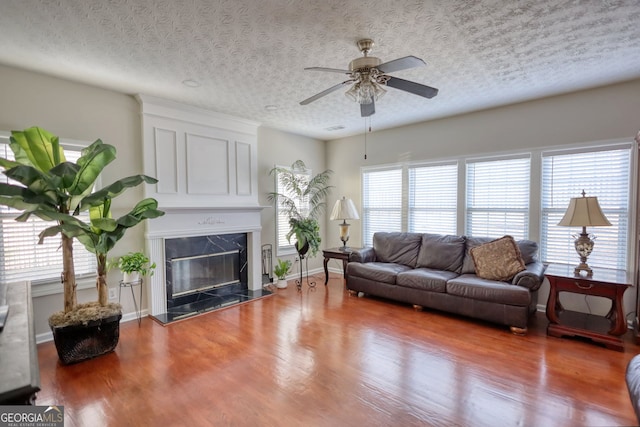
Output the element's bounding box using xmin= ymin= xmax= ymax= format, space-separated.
xmin=0 ymin=281 xmax=40 ymax=404
xmin=545 ymin=263 xmax=630 ymax=351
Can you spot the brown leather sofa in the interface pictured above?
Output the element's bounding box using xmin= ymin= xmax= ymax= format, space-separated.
xmin=346 ymin=232 xmax=547 ymax=334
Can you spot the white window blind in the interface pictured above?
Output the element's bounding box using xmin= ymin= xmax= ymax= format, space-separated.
xmin=0 ymin=136 xmax=97 ymax=284
xmin=408 ymin=162 xmax=458 ymax=235
xmin=362 ymin=167 xmax=402 ymax=246
xmin=541 ymin=145 xmax=631 ymax=270
xmin=275 ymin=166 xmax=310 ymax=254
xmin=466 ymin=156 xmax=530 ymax=239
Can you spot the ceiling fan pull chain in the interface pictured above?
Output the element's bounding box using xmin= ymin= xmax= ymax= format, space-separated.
xmin=364 ymin=118 xmax=368 ymax=160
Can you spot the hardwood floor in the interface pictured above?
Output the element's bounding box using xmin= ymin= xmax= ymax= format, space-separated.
xmin=36 ymin=273 xmax=638 ymax=426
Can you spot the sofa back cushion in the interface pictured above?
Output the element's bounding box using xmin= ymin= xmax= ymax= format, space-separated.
xmin=462 ymin=236 xmax=539 ymax=274
xmin=416 ymin=234 xmax=466 ymax=273
xmin=373 ymin=232 xmax=423 ymax=267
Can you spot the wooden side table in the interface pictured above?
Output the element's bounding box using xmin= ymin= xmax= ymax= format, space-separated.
xmin=322 ymin=247 xmax=358 ymax=285
xmin=545 ymin=263 xmax=630 ymax=351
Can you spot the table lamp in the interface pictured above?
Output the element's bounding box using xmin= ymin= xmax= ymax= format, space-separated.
xmin=330 ymin=197 xmax=359 ymax=252
xmin=557 ymin=190 xmax=611 ymax=276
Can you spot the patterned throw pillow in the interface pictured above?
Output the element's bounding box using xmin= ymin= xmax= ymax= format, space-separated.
xmin=470 ymin=235 xmax=526 ymax=282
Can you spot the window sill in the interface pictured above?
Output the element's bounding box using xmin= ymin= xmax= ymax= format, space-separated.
xmin=31 ymin=275 xmax=97 ymax=298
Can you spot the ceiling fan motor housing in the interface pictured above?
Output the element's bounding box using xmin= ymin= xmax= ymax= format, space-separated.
xmin=349 ymin=56 xmax=382 ymax=73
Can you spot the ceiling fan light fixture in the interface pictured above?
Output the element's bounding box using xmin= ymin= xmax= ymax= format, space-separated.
xmin=345 ymin=79 xmax=386 ymax=105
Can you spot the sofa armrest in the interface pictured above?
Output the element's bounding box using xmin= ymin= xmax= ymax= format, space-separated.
xmin=511 ymin=261 xmax=547 ymax=291
xmin=349 ymin=247 xmax=376 ymax=263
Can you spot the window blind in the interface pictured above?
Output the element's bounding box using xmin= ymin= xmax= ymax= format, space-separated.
xmin=362 ymin=167 xmax=402 ymax=246
xmin=466 ymin=156 xmax=530 ymax=239
xmin=408 ymin=162 xmax=458 ymax=235
xmin=541 ymin=146 xmax=631 ymax=270
xmin=0 ymin=136 xmax=97 ymax=284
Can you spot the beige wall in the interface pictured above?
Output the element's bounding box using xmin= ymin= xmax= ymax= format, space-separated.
xmin=326 ymin=78 xmax=640 ymax=318
xmin=257 ymin=126 xmax=328 ymax=279
xmin=2 ymin=61 xmax=638 ymax=336
xmin=0 ymin=64 xmax=145 ymax=336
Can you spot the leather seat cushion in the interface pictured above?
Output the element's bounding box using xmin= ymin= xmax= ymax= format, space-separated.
xmin=446 ymin=274 xmax=531 ymax=306
xmin=396 ymin=268 xmax=458 ymax=292
xmin=347 ymin=262 xmax=412 ymax=284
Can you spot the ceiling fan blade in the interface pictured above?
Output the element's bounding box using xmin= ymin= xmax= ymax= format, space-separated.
xmin=304 ymin=67 xmax=351 ymax=74
xmin=376 ymin=56 xmax=426 ymax=74
xmin=360 ymin=100 xmax=375 ymax=117
xmin=300 ymin=81 xmax=353 ymax=105
xmin=385 ymin=76 xmax=438 ymax=99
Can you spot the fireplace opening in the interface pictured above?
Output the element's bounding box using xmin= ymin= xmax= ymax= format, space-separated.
xmin=171 ymin=250 xmax=241 ymax=297
xmin=164 ymin=233 xmax=249 ymax=313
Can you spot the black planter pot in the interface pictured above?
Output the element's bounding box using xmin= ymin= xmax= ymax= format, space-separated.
xmin=296 ymin=241 xmax=310 ymax=258
xmin=51 ymin=313 xmax=122 ymax=365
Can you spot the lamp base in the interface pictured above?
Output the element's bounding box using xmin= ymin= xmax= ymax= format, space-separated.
xmin=573 ymin=263 xmax=593 ymax=277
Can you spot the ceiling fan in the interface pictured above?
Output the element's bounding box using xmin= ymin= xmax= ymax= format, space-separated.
xmin=300 ymin=39 xmax=438 ymax=117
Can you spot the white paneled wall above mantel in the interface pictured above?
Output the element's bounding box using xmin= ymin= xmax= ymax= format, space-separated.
xmin=136 ymin=94 xmax=260 ymax=208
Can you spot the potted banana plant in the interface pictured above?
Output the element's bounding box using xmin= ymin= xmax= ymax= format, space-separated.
xmin=0 ymin=126 xmax=164 ymax=364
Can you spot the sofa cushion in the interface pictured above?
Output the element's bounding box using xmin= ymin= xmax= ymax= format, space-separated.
xmin=396 ymin=268 xmax=458 ymax=292
xmin=346 ymin=262 xmax=412 ymax=285
xmin=416 ymin=234 xmax=466 ymax=273
xmin=461 ymin=236 xmax=493 ymax=274
xmin=373 ymin=232 xmax=423 ymax=267
xmin=446 ymin=274 xmax=531 ymax=306
xmin=470 ymin=236 xmax=526 ymax=281
xmin=517 ymin=240 xmax=538 ymax=264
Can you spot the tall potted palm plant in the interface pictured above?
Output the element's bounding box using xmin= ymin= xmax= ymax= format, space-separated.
xmin=0 ymin=126 xmax=164 ymax=364
xmin=267 ymin=160 xmax=332 ymax=258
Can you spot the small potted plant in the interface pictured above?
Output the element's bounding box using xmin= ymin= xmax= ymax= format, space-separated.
xmin=117 ymin=251 xmax=156 ymax=283
xmin=273 ymin=258 xmax=292 ymax=289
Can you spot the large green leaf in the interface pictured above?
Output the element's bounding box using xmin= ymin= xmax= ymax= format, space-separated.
xmin=78 ymin=175 xmax=158 ymax=210
xmin=68 ymin=139 xmax=116 ymax=196
xmin=10 ymin=127 xmax=65 ymax=172
xmin=50 ymin=162 xmax=81 ymax=190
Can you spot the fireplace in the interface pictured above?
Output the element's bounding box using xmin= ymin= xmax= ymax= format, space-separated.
xmin=165 ymin=233 xmax=248 ymax=311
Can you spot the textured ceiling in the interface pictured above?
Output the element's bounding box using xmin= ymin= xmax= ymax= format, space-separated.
xmin=1 ymin=0 xmax=639 ymax=140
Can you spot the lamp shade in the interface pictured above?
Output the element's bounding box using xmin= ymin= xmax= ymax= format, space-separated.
xmin=330 ymin=197 xmax=359 ymax=221
xmin=557 ymin=194 xmax=611 ymax=227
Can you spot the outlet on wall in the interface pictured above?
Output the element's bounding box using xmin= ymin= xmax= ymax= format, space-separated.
xmin=108 ymin=287 xmax=117 ymax=300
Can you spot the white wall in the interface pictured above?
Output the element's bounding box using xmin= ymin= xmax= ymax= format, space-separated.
xmin=326 ymin=78 xmax=640 ymax=320
xmin=257 ymin=127 xmax=328 ymax=278
xmin=0 ymin=64 xmax=145 ymax=337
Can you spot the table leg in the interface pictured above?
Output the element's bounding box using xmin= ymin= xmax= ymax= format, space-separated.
xmin=323 ymin=256 xmax=330 ymax=285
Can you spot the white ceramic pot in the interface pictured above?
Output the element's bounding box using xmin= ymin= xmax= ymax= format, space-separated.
xmin=123 ymin=271 xmax=140 ymax=283
xmin=276 ymin=278 xmax=288 ymax=289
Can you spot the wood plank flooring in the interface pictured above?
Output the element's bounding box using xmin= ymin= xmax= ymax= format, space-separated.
xmin=36 ymin=273 xmax=638 ymax=426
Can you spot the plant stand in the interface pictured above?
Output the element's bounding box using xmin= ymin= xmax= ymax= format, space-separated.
xmin=119 ymin=279 xmax=143 ymax=326
xmin=295 ymin=254 xmax=316 ymax=291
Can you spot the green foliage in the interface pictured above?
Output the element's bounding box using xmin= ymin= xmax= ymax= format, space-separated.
xmin=117 ymin=251 xmax=156 ymax=277
xmin=0 ymin=126 xmax=164 ymax=313
xmin=274 ymin=258 xmax=292 ymax=280
xmin=267 ymin=160 xmax=332 ymax=258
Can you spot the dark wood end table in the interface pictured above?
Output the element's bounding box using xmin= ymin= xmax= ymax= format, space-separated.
xmin=545 ymin=263 xmax=630 ymax=351
xmin=322 ymin=247 xmax=359 ymax=285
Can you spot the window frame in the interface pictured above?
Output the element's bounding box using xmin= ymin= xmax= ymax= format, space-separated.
xmin=358 ymin=138 xmax=636 ymax=275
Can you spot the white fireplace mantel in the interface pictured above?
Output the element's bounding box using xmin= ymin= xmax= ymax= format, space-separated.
xmin=137 ymin=96 xmax=265 ymax=316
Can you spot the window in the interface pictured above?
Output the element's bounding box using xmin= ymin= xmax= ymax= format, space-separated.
xmin=362 ymin=167 xmax=402 ymax=246
xmin=275 ymin=166 xmax=310 ymax=254
xmin=0 ymin=134 xmax=97 ymax=285
xmin=408 ymin=162 xmax=458 ymax=235
xmin=541 ymin=145 xmax=631 ymax=270
xmin=466 ymin=156 xmax=530 ymax=240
